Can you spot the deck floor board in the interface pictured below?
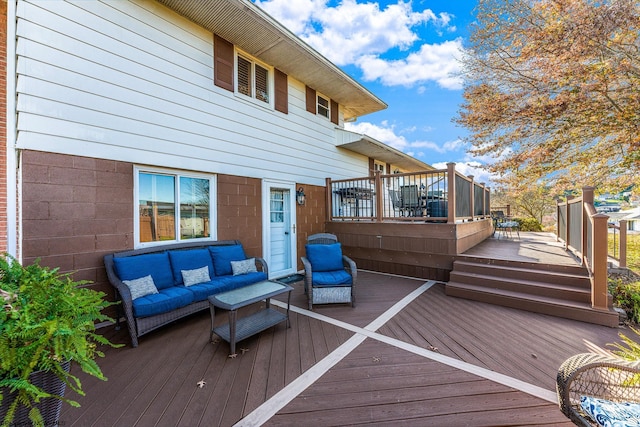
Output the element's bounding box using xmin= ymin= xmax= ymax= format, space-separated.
xmin=60 ymin=269 xmax=625 ymax=426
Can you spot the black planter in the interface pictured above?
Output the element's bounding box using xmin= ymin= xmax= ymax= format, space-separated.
xmin=1 ymin=361 xmax=70 ymax=426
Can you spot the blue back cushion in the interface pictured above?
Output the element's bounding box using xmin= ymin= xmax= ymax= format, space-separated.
xmin=113 ymin=252 xmax=175 ymax=290
xmin=305 ymin=243 xmax=344 ymax=272
xmin=168 ymin=249 xmax=215 ymax=285
xmin=208 ymin=244 xmax=247 ymax=276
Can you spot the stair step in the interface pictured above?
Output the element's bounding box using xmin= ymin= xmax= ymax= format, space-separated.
xmin=445 ymin=282 xmax=618 ymax=327
xmin=455 ymin=256 xmax=587 ymax=276
xmin=448 ymin=271 xmax=591 ymax=303
xmin=452 ymin=260 xmax=590 ymax=288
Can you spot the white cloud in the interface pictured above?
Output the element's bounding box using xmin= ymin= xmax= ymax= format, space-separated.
xmin=432 ymin=161 xmax=497 ymax=187
xmin=345 ymin=122 xmax=462 ymax=154
xmin=253 ymin=0 xmax=461 ymax=89
xmin=357 ymin=39 xmax=464 ymax=89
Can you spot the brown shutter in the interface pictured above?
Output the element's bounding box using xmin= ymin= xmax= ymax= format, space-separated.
xmin=386 ymin=163 xmax=391 ymax=174
xmin=274 ymin=69 xmax=288 ymax=114
xmin=305 ymin=85 xmax=316 ymax=114
xmin=213 ymin=34 xmax=234 ymax=92
xmin=368 ymin=158 xmax=375 ymax=177
xmin=330 ymin=99 xmax=339 ymax=124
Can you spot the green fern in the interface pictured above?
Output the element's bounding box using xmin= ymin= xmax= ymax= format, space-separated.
xmin=0 ymin=255 xmax=121 ymax=427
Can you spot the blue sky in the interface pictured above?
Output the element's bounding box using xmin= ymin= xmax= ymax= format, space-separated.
xmin=252 ymin=0 xmax=493 ymax=184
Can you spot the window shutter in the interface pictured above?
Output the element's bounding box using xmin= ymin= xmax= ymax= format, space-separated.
xmin=305 ymin=85 xmax=316 ymax=114
xmin=330 ymin=99 xmax=339 ymax=125
xmin=369 ymin=158 xmax=375 ymax=177
xmin=274 ymin=69 xmax=288 ymax=114
xmin=214 ymin=35 xmax=234 ymax=92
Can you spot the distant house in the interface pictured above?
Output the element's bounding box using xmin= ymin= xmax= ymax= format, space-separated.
xmin=1 ymin=0 xmax=430 ymax=297
xmin=622 ymin=208 xmax=640 ymax=232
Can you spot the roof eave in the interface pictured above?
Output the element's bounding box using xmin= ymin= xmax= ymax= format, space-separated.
xmin=156 ymin=0 xmax=387 ymax=120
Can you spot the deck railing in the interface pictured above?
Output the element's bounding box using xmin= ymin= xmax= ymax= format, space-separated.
xmin=327 ymin=163 xmax=491 ymax=223
xmin=608 ymin=220 xmax=628 ymax=269
xmin=556 ymin=187 xmax=609 ymax=310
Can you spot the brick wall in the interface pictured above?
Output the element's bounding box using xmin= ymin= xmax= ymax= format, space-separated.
xmin=21 ymin=151 xmax=133 ymax=298
xmin=295 ymin=184 xmax=327 ymax=269
xmin=216 ymin=174 xmax=263 ymax=257
xmin=0 ymin=0 xmax=8 ymax=253
xmin=21 ymin=151 xmax=327 ymax=296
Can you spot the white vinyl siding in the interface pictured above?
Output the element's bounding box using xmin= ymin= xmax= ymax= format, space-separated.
xmin=15 ymin=0 xmax=368 ymax=187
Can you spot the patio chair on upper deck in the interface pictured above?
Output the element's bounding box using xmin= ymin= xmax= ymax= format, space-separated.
xmin=400 ymin=185 xmax=422 ymax=217
xmin=301 ymin=233 xmax=356 ymax=310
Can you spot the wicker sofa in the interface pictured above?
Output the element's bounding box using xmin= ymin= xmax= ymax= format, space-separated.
xmin=556 ymin=352 xmax=640 ymax=426
xmin=104 ymin=240 xmax=268 ymax=347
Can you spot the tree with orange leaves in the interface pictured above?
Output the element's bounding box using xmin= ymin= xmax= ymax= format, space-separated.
xmin=456 ymin=0 xmax=640 ymax=194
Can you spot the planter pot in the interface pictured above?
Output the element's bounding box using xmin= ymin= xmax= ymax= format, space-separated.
xmin=1 ymin=361 xmax=70 ymax=426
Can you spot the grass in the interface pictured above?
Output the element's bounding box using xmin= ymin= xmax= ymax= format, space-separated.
xmin=609 ymin=232 xmax=640 ymax=274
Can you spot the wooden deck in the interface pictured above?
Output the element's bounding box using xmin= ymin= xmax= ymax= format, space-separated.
xmin=60 ymin=270 xmax=628 ymax=426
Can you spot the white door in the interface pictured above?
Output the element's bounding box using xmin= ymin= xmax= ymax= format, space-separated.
xmin=263 ymin=181 xmax=297 ymax=278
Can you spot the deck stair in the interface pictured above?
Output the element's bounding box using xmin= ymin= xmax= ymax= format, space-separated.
xmin=445 ymin=257 xmax=619 ymax=327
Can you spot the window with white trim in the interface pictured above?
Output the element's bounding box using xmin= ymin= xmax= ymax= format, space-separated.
xmin=135 ymin=168 xmax=216 ymax=246
xmin=236 ymin=53 xmax=271 ymax=104
xmin=317 ymin=94 xmax=330 ymax=119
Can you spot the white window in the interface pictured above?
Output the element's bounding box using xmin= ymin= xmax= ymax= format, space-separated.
xmin=317 ymin=94 xmax=330 ymax=118
xmin=135 ymin=167 xmax=216 ymax=247
xmin=236 ymin=53 xmax=271 ymax=104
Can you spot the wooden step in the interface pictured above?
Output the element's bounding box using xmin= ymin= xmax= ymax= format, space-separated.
xmin=446 ymin=258 xmax=618 ymax=327
xmin=452 ymin=260 xmax=590 ymax=289
xmin=445 ymin=282 xmax=619 ymax=327
xmin=448 ymin=271 xmax=591 ymax=303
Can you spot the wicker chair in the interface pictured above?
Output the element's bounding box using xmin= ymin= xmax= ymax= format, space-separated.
xmin=556 ymin=353 xmax=640 ymax=426
xmin=301 ymin=233 xmax=356 ymax=310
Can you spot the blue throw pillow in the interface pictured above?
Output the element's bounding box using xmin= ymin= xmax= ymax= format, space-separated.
xmin=208 ymin=244 xmax=247 ymax=276
xmin=168 ymin=249 xmax=215 ymax=285
xmin=305 ymin=243 xmax=344 ymax=272
xmin=113 ymin=252 xmax=175 ymax=290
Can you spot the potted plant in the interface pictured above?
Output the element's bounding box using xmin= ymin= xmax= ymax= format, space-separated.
xmin=0 ymin=255 xmax=121 ymax=427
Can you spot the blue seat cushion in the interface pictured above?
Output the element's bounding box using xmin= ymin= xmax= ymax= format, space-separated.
xmin=312 ymin=270 xmax=352 ymax=287
xmin=208 ymin=244 xmax=247 ymax=276
xmin=305 ymin=243 xmax=344 ymax=272
xmin=187 ymin=272 xmax=268 ymax=302
xmin=132 ymin=286 xmax=194 ymax=318
xmin=168 ymin=249 xmax=215 ymax=285
xmin=113 ymin=252 xmax=175 ymax=290
xmin=580 ymin=396 xmax=640 ymax=427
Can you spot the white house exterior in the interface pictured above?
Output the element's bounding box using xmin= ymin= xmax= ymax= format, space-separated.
xmin=4 ymin=0 xmax=430 ymax=297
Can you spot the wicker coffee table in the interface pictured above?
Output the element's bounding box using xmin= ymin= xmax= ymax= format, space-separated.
xmin=208 ymin=280 xmax=293 ymax=357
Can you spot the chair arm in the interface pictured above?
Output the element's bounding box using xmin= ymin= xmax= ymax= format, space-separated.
xmin=557 ymin=353 xmax=640 ymax=426
xmin=342 ymin=255 xmax=357 ymax=285
xmin=103 ymin=254 xmax=138 ymax=346
xmin=254 ymin=257 xmax=269 ymax=275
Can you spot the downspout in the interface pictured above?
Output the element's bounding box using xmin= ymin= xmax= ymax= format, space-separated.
xmin=6 ymin=0 xmax=18 ymax=260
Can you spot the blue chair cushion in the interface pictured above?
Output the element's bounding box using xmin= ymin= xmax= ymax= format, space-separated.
xmin=312 ymin=270 xmax=352 ymax=287
xmin=113 ymin=252 xmax=175 ymax=290
xmin=132 ymin=286 xmax=194 ymax=318
xmin=305 ymin=243 xmax=344 ymax=272
xmin=187 ymin=272 xmax=268 ymax=302
xmin=168 ymin=249 xmax=215 ymax=285
xmin=208 ymin=244 xmax=248 ymax=276
xmin=580 ymin=396 xmax=640 ymax=427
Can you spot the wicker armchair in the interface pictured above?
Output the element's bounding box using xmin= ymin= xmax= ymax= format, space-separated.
xmin=301 ymin=233 xmax=356 ymax=310
xmin=556 ymin=352 xmax=640 ymax=426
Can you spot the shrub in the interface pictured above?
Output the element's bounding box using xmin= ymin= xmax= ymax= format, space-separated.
xmin=609 ymin=276 xmax=640 ymax=324
xmin=515 ymin=217 xmax=543 ymax=232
